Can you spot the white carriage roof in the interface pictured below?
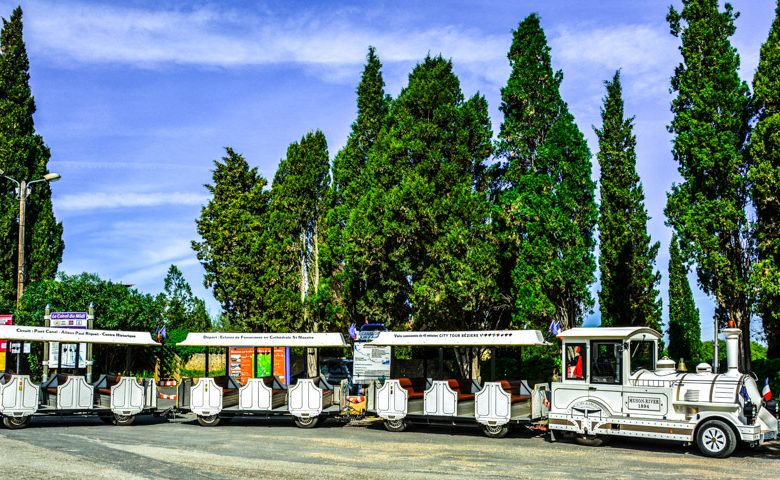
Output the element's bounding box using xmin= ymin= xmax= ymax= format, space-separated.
xmin=177 ymin=332 xmax=348 ymax=348
xmin=557 ymin=327 xmax=661 ymax=341
xmin=366 ymin=330 xmax=547 ymax=347
xmin=0 ymin=325 xmax=160 ymax=346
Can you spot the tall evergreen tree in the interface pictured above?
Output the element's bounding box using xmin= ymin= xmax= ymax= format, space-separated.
xmin=665 ymin=0 xmax=754 ymax=368
xmin=750 ymin=0 xmax=780 ymax=359
xmin=192 ymin=148 xmax=271 ymax=331
xmin=595 ymin=71 xmax=661 ymax=329
xmin=0 ymin=7 xmax=63 ymax=311
xmin=267 ymin=131 xmax=331 ymax=333
xmin=326 ymin=47 xmax=390 ymax=324
xmin=667 ymin=234 xmax=702 ymax=363
xmin=351 ymin=55 xmax=497 ymax=331
xmin=497 ymin=14 xmax=597 ymax=331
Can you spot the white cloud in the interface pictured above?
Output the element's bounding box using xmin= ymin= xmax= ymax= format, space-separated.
xmin=551 ymin=23 xmax=678 ymax=98
xmin=24 ymin=1 xmax=506 ymax=74
xmin=56 ymin=191 xmax=208 ymax=211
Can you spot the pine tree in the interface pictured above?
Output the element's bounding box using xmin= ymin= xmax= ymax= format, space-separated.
xmin=750 ymin=0 xmax=780 ymax=359
xmin=351 ymin=55 xmax=497 ymax=331
xmin=0 ymin=7 xmax=63 ymax=311
xmin=595 ymin=71 xmax=661 ymax=329
xmin=192 ymin=148 xmax=271 ymax=331
xmin=667 ymin=234 xmax=702 ymax=364
xmin=665 ymin=0 xmax=754 ymax=368
xmin=326 ymin=47 xmax=390 ymax=324
xmin=497 ymin=14 xmax=597 ymax=331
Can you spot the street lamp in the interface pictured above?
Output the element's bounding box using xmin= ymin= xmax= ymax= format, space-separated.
xmin=0 ymin=168 xmax=61 ymax=307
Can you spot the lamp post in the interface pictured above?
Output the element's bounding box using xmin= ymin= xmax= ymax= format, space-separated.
xmin=0 ymin=168 xmax=61 ymax=307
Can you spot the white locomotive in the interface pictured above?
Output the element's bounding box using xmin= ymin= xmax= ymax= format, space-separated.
xmin=549 ymin=326 xmax=779 ymax=457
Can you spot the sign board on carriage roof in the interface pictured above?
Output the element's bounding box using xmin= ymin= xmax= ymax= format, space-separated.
xmin=0 ymin=325 xmax=159 ymax=346
xmin=178 ymin=331 xmax=348 ymax=348
xmin=366 ymin=330 xmax=547 ymax=347
xmin=49 ymin=312 xmax=90 ymax=321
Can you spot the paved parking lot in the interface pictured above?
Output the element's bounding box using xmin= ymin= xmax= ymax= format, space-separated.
xmin=1 ymin=414 xmax=779 ymax=479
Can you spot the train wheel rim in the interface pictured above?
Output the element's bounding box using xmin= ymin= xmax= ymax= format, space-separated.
xmin=701 ymin=427 xmax=726 ymax=453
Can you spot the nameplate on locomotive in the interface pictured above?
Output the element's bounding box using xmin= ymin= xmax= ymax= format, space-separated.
xmin=627 ymin=396 xmax=661 ymax=411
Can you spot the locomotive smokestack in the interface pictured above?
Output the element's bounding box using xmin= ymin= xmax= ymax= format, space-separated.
xmin=722 ymin=328 xmax=741 ymax=374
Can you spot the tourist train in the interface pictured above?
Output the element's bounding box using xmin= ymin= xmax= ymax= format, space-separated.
xmin=0 ymin=322 xmax=777 ymax=459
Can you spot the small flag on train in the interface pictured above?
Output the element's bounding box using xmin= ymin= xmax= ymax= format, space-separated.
xmin=740 ymin=385 xmax=750 ymax=403
xmin=548 ymin=319 xmax=561 ymax=336
xmin=348 ymin=323 xmax=357 ymax=340
xmin=763 ymin=377 xmax=772 ymax=401
xmin=156 ymin=324 xmax=167 ymax=342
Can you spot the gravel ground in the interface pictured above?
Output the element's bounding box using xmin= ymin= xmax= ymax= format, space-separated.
xmin=1 ymin=414 xmax=778 ymax=479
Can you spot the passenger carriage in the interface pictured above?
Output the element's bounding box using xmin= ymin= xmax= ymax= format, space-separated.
xmin=176 ymin=331 xmax=351 ymax=428
xmin=364 ymin=330 xmax=551 ymax=438
xmin=549 ymin=326 xmax=780 ymax=458
xmin=0 ymin=324 xmax=162 ymax=428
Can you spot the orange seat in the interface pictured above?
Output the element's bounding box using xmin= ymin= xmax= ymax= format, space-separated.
xmin=398 ymin=377 xmax=425 ymax=399
xmin=447 ymin=379 xmax=476 ymax=401
xmin=500 ymin=380 xmax=530 ymax=404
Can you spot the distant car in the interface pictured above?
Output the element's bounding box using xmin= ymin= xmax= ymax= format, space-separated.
xmin=320 ymin=359 xmax=352 ymax=386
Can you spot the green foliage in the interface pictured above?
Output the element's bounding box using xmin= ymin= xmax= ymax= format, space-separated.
xmin=17 ymin=272 xmax=162 ymax=375
xmin=0 ymin=7 xmax=63 ymax=311
xmin=595 ymin=71 xmax=661 ymax=329
xmin=266 ymin=130 xmax=331 ymax=332
xmin=192 ymin=148 xmax=271 ymax=331
xmin=751 ymin=358 xmax=780 ymax=396
xmin=665 ymin=0 xmax=754 ymax=367
xmin=750 ymin=1 xmax=780 ymax=359
xmin=496 ymin=14 xmax=597 ymax=331
xmin=349 ymin=55 xmax=498 ymax=331
xmin=326 ymin=47 xmax=391 ymax=325
xmin=160 ymin=264 xmax=210 ymax=331
xmin=667 ymin=234 xmax=702 ymax=363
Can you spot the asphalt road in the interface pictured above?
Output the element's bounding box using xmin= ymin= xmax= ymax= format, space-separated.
xmin=1 ymin=414 xmax=779 ymax=479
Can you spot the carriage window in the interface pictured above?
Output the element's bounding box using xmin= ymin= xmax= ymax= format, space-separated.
xmin=565 ymin=343 xmax=587 ymax=380
xmin=630 ymin=341 xmax=656 ymax=374
xmin=590 ymin=341 xmax=621 ymax=384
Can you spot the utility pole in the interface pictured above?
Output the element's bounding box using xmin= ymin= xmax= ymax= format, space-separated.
xmin=16 ymin=180 xmax=27 ymax=308
xmin=0 ymin=169 xmax=61 ymax=308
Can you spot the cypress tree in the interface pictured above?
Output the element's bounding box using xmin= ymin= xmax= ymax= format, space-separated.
xmin=497 ymin=14 xmax=597 ymax=330
xmin=326 ymin=47 xmax=390 ymax=324
xmin=595 ymin=71 xmax=661 ymax=329
xmin=192 ymin=148 xmax=271 ymax=331
xmin=750 ymin=0 xmax=780 ymax=358
xmin=351 ymin=55 xmax=497 ymax=330
xmin=267 ymin=131 xmax=330 ymax=333
xmin=667 ymin=234 xmax=702 ymax=364
xmin=0 ymin=7 xmax=63 ymax=310
xmin=665 ymin=0 xmax=753 ymax=368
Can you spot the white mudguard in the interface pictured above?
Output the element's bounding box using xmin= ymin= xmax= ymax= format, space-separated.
xmin=58 ymin=376 xmax=93 ymax=410
xmin=474 ymin=382 xmax=510 ymax=426
xmin=424 ymin=380 xmax=457 ymax=416
xmin=190 ymin=378 xmax=223 ymax=416
xmin=111 ymin=377 xmax=145 ymax=416
xmin=239 ymin=378 xmax=273 ymax=411
xmin=376 ymin=379 xmax=408 ymax=420
xmin=288 ymin=379 xmax=322 ymax=418
xmin=0 ymin=375 xmax=39 ymax=416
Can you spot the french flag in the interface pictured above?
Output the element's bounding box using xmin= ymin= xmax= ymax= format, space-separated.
xmin=763 ymin=378 xmax=772 ymax=402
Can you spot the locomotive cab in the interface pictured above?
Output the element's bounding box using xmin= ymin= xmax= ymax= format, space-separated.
xmin=549 ymin=327 xmax=779 ymax=458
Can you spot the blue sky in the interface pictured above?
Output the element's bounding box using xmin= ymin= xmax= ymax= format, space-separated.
xmin=1 ymin=0 xmax=775 ymax=340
